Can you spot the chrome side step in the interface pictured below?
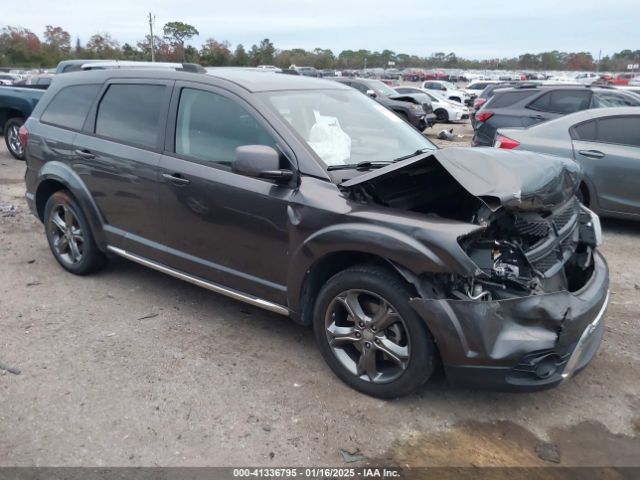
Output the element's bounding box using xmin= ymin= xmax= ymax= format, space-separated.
xmin=106 ymin=245 xmax=289 ymax=316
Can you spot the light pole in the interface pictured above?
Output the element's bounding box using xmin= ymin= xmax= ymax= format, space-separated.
xmin=148 ymin=12 xmax=156 ymax=62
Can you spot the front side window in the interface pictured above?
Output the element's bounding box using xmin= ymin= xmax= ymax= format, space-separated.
xmin=261 ymin=89 xmax=436 ymax=167
xmin=175 ymin=88 xmax=275 ymax=166
xmin=596 ymin=92 xmax=640 ymax=107
xmin=597 ymin=116 xmax=640 ymax=147
xmin=95 ymin=84 xmax=165 ymax=149
xmin=41 ymin=84 xmax=100 ymax=130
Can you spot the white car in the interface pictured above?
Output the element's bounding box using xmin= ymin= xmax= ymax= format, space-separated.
xmin=574 ymin=72 xmax=599 ymax=85
xmin=629 ymin=77 xmax=640 ymax=86
xmin=463 ymin=80 xmax=502 ymax=97
xmin=421 ymin=80 xmax=471 ymax=105
xmin=395 ymin=86 xmax=470 ymax=123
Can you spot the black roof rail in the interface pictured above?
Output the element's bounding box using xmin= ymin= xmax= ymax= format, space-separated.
xmin=178 ymin=63 xmax=207 ymax=73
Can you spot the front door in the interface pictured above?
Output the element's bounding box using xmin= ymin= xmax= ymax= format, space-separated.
xmin=158 ymin=83 xmax=295 ymax=305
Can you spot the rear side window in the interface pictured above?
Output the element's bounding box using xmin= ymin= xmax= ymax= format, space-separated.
xmin=95 ymin=84 xmax=165 ymax=149
xmin=528 ymin=90 xmax=592 ymax=114
xmin=597 ymin=116 xmax=640 ymax=147
xmin=41 ymin=84 xmax=100 ymax=130
xmin=489 ymin=90 xmax=537 ymax=108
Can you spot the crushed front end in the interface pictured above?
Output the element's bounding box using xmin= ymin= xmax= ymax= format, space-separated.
xmin=411 ymin=197 xmax=609 ymax=391
xmin=341 ymin=148 xmax=610 ymax=391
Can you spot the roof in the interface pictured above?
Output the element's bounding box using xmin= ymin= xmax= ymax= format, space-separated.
xmin=46 ymin=67 xmax=348 ymax=93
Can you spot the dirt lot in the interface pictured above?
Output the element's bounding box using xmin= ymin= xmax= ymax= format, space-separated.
xmin=1 ymin=127 xmax=639 ymax=468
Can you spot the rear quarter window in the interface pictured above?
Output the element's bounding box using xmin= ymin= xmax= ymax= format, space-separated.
xmin=40 ymin=84 xmax=100 ymax=130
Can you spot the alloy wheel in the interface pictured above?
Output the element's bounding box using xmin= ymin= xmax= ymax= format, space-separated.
xmin=324 ymin=289 xmax=410 ymax=384
xmin=49 ymin=204 xmax=84 ymax=265
xmin=7 ymin=124 xmax=24 ymax=157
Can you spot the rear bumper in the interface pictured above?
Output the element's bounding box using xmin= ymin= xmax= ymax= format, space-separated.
xmin=410 ymin=251 xmax=609 ymax=392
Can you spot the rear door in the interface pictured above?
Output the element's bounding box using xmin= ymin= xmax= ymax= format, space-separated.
xmin=571 ymin=115 xmax=640 ymax=216
xmin=75 ymin=79 xmax=173 ymax=258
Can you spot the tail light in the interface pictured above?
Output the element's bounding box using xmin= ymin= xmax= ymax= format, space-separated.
xmin=494 ymin=134 xmax=520 ymax=149
xmin=475 ymin=111 xmax=493 ymax=122
xmin=473 ymin=98 xmax=486 ymax=110
xmin=18 ymin=125 xmax=29 ymax=147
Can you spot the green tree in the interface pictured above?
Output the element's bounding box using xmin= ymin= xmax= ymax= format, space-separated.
xmin=200 ymin=38 xmax=232 ymax=66
xmin=163 ymin=21 xmax=199 ymax=61
xmin=86 ymin=32 xmax=119 ymax=58
xmin=233 ymin=44 xmax=249 ymax=66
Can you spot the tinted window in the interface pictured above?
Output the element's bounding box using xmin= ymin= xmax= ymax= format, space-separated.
xmin=175 ymin=88 xmax=275 ymax=166
xmin=596 ymin=92 xmax=640 ymax=107
xmin=95 ymin=84 xmax=165 ymax=149
xmin=350 ymin=82 xmax=369 ymax=94
xmin=489 ymin=90 xmax=537 ymax=108
xmin=41 ymin=84 xmax=100 ymax=130
xmin=597 ymin=116 xmax=640 ymax=147
xmin=528 ymin=90 xmax=592 ymax=114
xmin=571 ymin=120 xmax=597 ymax=141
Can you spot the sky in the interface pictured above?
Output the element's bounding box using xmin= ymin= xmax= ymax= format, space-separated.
xmin=2 ymin=0 xmax=638 ymax=59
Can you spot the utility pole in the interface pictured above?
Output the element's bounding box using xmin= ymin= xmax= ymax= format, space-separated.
xmin=148 ymin=12 xmax=156 ymax=62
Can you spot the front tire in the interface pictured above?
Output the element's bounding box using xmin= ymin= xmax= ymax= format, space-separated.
xmin=313 ymin=265 xmax=436 ymax=398
xmin=4 ymin=117 xmax=25 ymax=160
xmin=44 ymin=191 xmax=107 ymax=275
xmin=435 ymin=109 xmax=449 ymax=123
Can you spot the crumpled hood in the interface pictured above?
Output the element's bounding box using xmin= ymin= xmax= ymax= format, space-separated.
xmin=340 ymin=147 xmax=581 ymax=211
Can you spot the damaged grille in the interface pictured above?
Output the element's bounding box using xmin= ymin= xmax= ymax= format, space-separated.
xmin=515 ymin=198 xmax=580 ymax=277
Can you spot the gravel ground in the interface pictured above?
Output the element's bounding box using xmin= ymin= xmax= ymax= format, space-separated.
xmin=1 ymin=131 xmax=639 ymax=468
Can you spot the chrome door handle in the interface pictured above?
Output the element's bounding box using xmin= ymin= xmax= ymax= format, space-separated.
xmin=162 ymin=173 xmax=191 ymax=186
xmin=74 ymin=149 xmax=95 ymax=159
xmin=578 ymin=150 xmax=605 ymax=159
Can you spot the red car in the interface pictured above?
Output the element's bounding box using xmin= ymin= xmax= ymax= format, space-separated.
xmin=611 ymin=73 xmax=639 ymax=86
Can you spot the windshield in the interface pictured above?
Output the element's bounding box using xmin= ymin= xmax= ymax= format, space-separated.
xmin=260 ymin=89 xmax=436 ymax=167
xmin=368 ymin=80 xmax=398 ymax=97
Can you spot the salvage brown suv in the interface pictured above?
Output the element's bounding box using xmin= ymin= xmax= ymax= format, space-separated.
xmin=23 ymin=69 xmax=609 ymax=398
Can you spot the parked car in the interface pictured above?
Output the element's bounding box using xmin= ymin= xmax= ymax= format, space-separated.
xmin=25 ymin=73 xmax=55 ymax=88
xmin=292 ymin=66 xmax=320 ymax=77
xmin=472 ymin=85 xmax=640 ymax=146
xmin=629 ymin=77 xmax=640 ymax=87
xmin=611 ymin=73 xmax=639 ymax=86
xmin=421 ymin=80 xmax=472 ymax=105
xmin=401 ymin=68 xmax=426 ymax=82
xmin=494 ymin=107 xmax=640 ymax=220
xmin=0 ymin=73 xmax=20 ymax=86
xmin=0 ymin=86 xmax=45 ymax=159
xmin=574 ymin=72 xmax=600 ymax=85
xmin=22 ymin=68 xmax=608 ymax=397
xmin=54 ymin=59 xmax=112 ymax=74
xmin=471 ymin=81 xmax=540 ymax=113
xmin=332 ymin=77 xmax=435 ymax=129
xmin=395 ymin=86 xmax=470 ymax=123
xmin=463 ymin=80 xmax=501 ymax=97
xmin=382 ymin=68 xmax=401 ymax=80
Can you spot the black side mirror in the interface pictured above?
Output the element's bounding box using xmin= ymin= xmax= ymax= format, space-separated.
xmin=233 ymin=145 xmax=293 ymax=182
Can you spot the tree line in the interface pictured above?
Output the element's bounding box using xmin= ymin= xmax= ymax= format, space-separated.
xmin=0 ymin=23 xmax=638 ymax=72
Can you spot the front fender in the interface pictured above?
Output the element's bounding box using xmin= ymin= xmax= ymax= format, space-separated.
xmin=34 ymin=161 xmax=107 ymax=249
xmin=286 ymin=222 xmax=467 ymax=315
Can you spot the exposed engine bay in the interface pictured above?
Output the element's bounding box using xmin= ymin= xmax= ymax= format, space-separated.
xmin=340 ymin=148 xmax=600 ymax=301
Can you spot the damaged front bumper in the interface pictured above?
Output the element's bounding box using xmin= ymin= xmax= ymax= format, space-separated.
xmin=410 ymin=251 xmax=609 ymax=392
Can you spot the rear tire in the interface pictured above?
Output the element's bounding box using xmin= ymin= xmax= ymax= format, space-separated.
xmin=4 ymin=117 xmax=25 ymax=160
xmin=44 ymin=190 xmax=107 ymax=275
xmin=313 ymin=265 xmax=436 ymax=398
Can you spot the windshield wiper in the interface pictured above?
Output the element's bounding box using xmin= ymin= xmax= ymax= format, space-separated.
xmin=391 ymin=148 xmax=434 ymax=163
xmin=327 ymin=161 xmax=392 ymax=171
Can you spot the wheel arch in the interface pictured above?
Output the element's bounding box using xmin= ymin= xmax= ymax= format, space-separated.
xmin=287 ymin=224 xmax=454 ymax=326
xmin=34 ymin=162 xmax=107 ymax=250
